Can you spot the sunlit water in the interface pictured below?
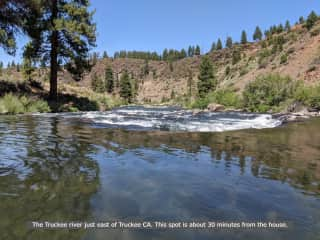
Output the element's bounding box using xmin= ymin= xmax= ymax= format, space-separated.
xmin=0 ymin=106 xmax=320 ymax=239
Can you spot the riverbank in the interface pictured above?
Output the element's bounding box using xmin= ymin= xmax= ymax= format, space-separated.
xmin=0 ymin=78 xmax=319 ymax=124
xmin=0 ymin=79 xmax=123 ymax=114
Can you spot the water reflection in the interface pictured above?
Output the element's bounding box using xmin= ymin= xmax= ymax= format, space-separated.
xmin=87 ymin=119 xmax=320 ymax=196
xmin=0 ymin=116 xmax=100 ymax=239
xmin=0 ymin=115 xmax=320 ymax=240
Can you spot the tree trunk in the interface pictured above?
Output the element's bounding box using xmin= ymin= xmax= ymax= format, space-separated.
xmin=49 ymin=0 xmax=58 ymax=101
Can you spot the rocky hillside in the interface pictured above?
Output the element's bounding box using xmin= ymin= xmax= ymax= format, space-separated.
xmin=84 ymin=22 xmax=320 ymax=103
xmin=2 ymin=22 xmax=320 ymax=105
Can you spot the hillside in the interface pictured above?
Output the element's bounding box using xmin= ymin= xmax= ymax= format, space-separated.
xmin=1 ymin=21 xmax=320 ymax=111
xmin=83 ymin=22 xmax=320 ymax=104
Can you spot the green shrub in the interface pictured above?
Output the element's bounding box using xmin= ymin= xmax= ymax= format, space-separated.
xmin=225 ymin=66 xmax=231 ymax=75
xmin=25 ymin=99 xmax=51 ymax=113
xmin=0 ymin=94 xmax=25 ymax=114
xmin=208 ymin=89 xmax=242 ymax=108
xmin=191 ymin=97 xmax=210 ymax=109
xmin=0 ymin=93 xmax=50 ymax=114
xmin=232 ymin=50 xmax=241 ymax=65
xmin=258 ymin=58 xmax=268 ymax=69
xmin=294 ymin=83 xmax=320 ymax=109
xmin=243 ymin=74 xmax=298 ymax=112
xmin=280 ymin=54 xmax=288 ymax=64
xmin=239 ymin=67 xmax=248 ymax=76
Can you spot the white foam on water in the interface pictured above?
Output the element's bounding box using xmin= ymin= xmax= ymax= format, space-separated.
xmin=32 ymin=107 xmax=283 ymax=132
xmin=78 ymin=109 xmax=282 ymax=132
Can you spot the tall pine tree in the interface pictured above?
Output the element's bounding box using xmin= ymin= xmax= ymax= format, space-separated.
xmin=226 ymin=37 xmax=233 ymax=48
xmin=24 ymin=0 xmax=96 ymax=100
xmin=216 ymin=38 xmax=223 ymax=50
xmin=241 ymin=30 xmax=247 ymax=44
xmin=306 ymin=11 xmax=318 ymax=30
xmin=120 ymin=70 xmax=132 ymax=103
xmin=197 ymin=56 xmax=216 ymax=98
xmin=22 ymin=56 xmax=35 ymax=81
xmin=285 ymin=20 xmax=291 ymax=31
xmin=105 ymin=66 xmax=114 ymax=93
xmin=195 ymin=45 xmax=201 ymax=55
xmin=253 ymin=26 xmax=262 ymax=41
xmin=210 ymin=42 xmax=216 ymax=52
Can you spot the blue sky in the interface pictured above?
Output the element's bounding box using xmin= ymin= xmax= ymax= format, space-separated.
xmin=0 ymin=0 xmax=319 ymax=65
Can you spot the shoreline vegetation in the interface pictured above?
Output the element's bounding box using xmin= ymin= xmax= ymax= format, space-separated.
xmin=0 ymin=72 xmax=319 ymax=119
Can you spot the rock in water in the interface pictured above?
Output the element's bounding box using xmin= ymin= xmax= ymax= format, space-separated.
xmin=207 ymin=103 xmax=225 ymax=112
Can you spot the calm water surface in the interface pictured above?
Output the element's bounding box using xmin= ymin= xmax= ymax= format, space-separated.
xmin=0 ymin=107 xmax=320 ymax=239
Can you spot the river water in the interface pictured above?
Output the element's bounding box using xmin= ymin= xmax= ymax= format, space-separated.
xmin=0 ymin=106 xmax=319 ymax=239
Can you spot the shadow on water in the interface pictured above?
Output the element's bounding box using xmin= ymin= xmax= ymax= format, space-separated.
xmin=0 ymin=113 xmax=320 ymax=240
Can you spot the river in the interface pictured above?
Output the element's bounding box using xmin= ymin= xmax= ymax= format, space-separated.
xmin=0 ymin=106 xmax=319 ymax=239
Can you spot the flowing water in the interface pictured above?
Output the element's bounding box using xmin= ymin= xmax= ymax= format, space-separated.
xmin=0 ymin=106 xmax=320 ymax=239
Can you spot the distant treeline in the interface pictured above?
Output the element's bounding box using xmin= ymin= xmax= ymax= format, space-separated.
xmin=112 ymin=45 xmax=201 ymax=61
xmin=97 ymin=11 xmax=318 ymax=62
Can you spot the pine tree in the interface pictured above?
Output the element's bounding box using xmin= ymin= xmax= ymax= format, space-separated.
xmin=105 ymin=66 xmax=114 ymax=93
xmin=120 ymin=70 xmax=132 ymax=103
xmin=277 ymin=24 xmax=284 ymax=33
xmin=299 ymin=16 xmax=305 ymax=24
xmin=23 ymin=0 xmax=96 ymax=100
xmin=180 ymin=49 xmax=187 ymax=58
xmin=285 ymin=20 xmax=291 ymax=31
xmin=163 ymin=48 xmax=168 ymax=60
xmin=16 ymin=63 xmax=20 ymax=72
xmin=306 ymin=11 xmax=318 ymax=30
xmin=188 ymin=46 xmax=194 ymax=57
xmin=210 ymin=42 xmax=216 ymax=52
xmin=226 ymin=37 xmax=233 ymax=48
xmin=91 ymin=72 xmax=104 ymax=93
xmin=195 ymin=45 xmax=201 ymax=55
xmin=216 ymin=38 xmax=223 ymax=50
xmin=253 ymin=26 xmax=263 ymax=41
xmin=197 ymin=56 xmax=216 ymax=98
xmin=22 ymin=57 xmax=35 ymax=81
xmin=114 ymin=52 xmax=120 ymax=58
xmin=241 ymin=30 xmax=248 ymax=44
xmin=0 ymin=0 xmax=33 ymax=55
xmin=103 ymin=51 xmax=108 ymax=58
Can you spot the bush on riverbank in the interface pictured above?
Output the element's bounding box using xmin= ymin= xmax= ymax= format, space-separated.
xmin=242 ymin=74 xmax=320 ymax=112
xmin=191 ymin=73 xmax=320 ymax=112
xmin=0 ymin=93 xmax=51 ymax=114
xmin=242 ymin=74 xmax=298 ymax=112
xmin=191 ymin=89 xmax=242 ymax=109
xmin=294 ymin=83 xmax=320 ymax=110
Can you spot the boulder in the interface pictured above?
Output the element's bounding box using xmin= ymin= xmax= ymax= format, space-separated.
xmin=207 ymin=103 xmax=225 ymax=112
